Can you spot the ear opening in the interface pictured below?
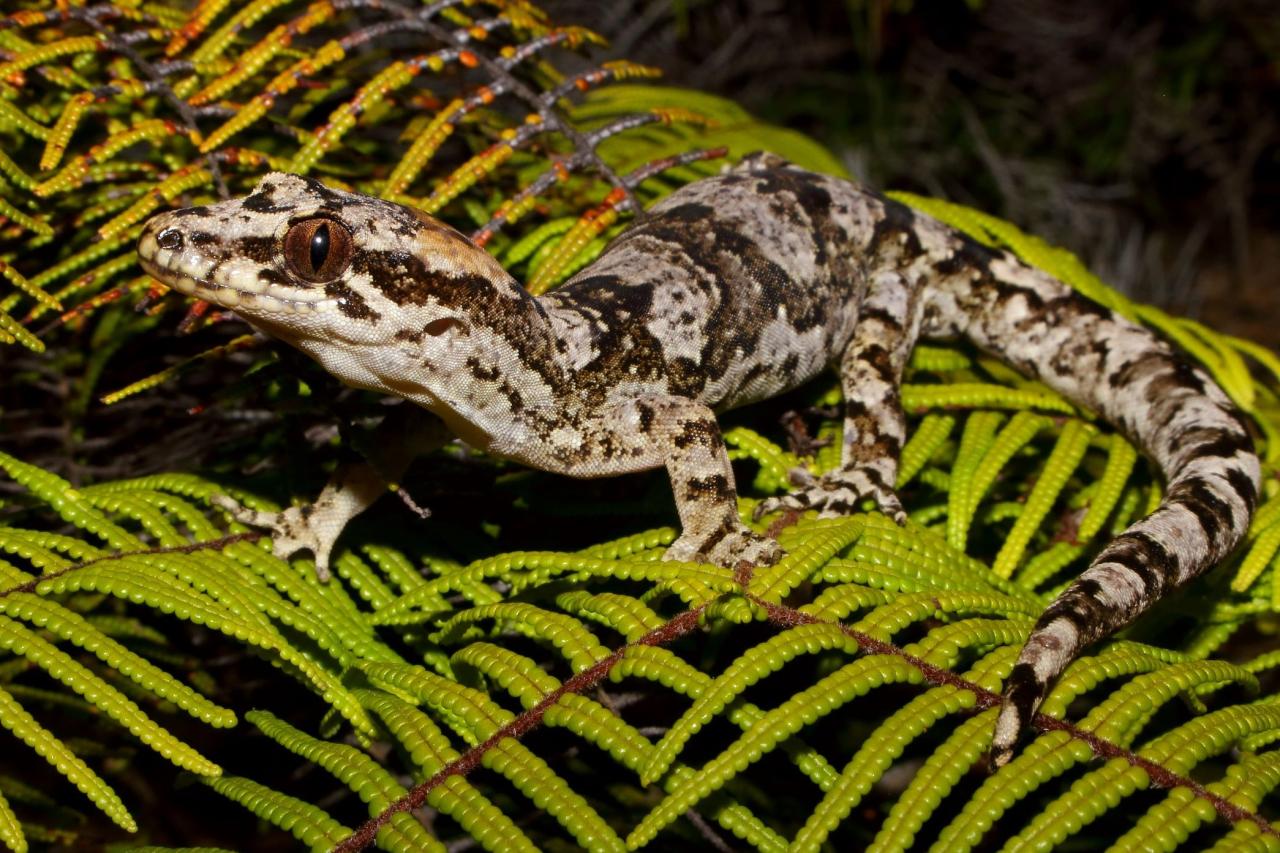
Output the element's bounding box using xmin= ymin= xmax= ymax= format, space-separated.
xmin=424 ymin=316 xmax=463 ymax=336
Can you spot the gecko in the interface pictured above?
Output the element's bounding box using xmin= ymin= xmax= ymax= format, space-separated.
xmin=136 ymin=152 xmax=1260 ymax=765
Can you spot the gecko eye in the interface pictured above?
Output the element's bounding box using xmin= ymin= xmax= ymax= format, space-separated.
xmin=284 ymin=218 xmax=353 ymax=282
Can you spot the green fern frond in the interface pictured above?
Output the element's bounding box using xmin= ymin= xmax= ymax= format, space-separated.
xmin=0 ymin=452 xmax=142 ymax=550
xmin=245 ymin=711 xmax=441 ymax=853
xmin=0 ymin=682 xmax=134 ymax=833
xmin=1010 ymin=704 xmax=1280 ymax=850
xmin=641 ymin=622 xmax=860 ymax=785
xmin=992 ymin=419 xmax=1095 ymax=579
xmin=0 ymin=785 xmax=22 ymax=853
xmin=1111 ymin=750 xmax=1280 ymax=852
xmin=934 ymin=659 xmax=1263 ymax=850
xmin=788 ymin=646 xmax=1015 ymax=853
xmin=355 ymin=688 xmax=540 ymax=853
xmin=627 ymin=654 xmax=925 ymax=848
xmin=0 ymin=613 xmax=220 ymax=774
xmin=359 ymin=661 xmax=628 ymax=851
xmin=744 ymin=517 xmax=865 ymax=604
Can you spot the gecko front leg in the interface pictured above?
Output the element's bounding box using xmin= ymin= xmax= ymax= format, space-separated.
xmin=755 ymin=269 xmax=924 ymax=524
xmin=216 ymin=405 xmax=449 ymax=580
xmin=575 ymin=395 xmax=782 ymax=568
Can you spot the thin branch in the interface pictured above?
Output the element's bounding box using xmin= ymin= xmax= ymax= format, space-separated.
xmin=378 ymin=0 xmax=643 ymax=217
xmin=67 ymin=7 xmax=228 ymax=197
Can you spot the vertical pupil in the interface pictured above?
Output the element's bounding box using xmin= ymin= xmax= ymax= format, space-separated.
xmin=309 ymin=223 xmax=329 ymax=272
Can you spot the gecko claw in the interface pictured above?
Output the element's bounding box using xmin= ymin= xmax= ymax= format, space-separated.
xmin=753 ymin=466 xmax=905 ymax=524
xmin=211 ymin=494 xmax=338 ymax=582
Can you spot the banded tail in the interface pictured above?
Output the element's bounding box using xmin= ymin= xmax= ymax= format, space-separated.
xmin=916 ymin=221 xmax=1261 ymax=765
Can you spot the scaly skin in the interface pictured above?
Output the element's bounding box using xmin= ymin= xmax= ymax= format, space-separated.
xmin=137 ymin=152 xmax=1260 ymax=764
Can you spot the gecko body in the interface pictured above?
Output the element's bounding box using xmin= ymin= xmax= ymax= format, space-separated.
xmin=137 ymin=153 xmax=1260 ymax=764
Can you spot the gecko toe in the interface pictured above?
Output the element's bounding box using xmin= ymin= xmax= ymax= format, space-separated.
xmin=211 ymin=493 xmax=270 ymax=526
xmin=752 ymin=491 xmax=812 ymax=521
xmin=757 ymin=469 xmax=904 ymax=522
xmin=211 ymin=495 xmax=335 ymax=581
xmin=664 ymin=525 xmax=782 ymax=569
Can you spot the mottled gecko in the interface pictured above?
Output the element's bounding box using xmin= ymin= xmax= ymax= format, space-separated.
xmin=137 ymin=153 xmax=1260 ymax=765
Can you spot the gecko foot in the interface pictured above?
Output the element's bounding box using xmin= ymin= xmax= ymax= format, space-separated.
xmin=211 ymin=494 xmax=340 ymax=582
xmin=664 ymin=523 xmax=783 ymax=569
xmin=752 ymin=466 xmax=905 ymax=524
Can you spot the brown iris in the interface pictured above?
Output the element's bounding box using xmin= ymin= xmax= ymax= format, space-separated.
xmin=284 ymin=218 xmax=353 ymax=282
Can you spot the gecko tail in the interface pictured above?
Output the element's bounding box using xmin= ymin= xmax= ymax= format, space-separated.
xmin=990 ymin=481 xmax=1255 ymax=764
xmin=913 ymin=219 xmax=1262 ymax=764
xmin=988 ymin=527 xmax=1212 ymax=765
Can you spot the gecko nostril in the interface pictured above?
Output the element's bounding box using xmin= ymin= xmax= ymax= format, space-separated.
xmin=156 ymin=228 xmax=183 ymax=251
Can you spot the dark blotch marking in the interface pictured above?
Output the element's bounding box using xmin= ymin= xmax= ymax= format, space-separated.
xmin=1098 ymin=531 xmax=1172 ymax=597
xmin=236 ymin=236 xmax=278 ymax=265
xmin=1170 ymin=478 xmax=1233 ymax=549
xmin=242 ymin=191 xmax=290 ymax=214
xmin=168 ymin=205 xmax=212 ymax=219
xmin=673 ymin=418 xmax=722 ymax=450
xmin=860 ymin=343 xmax=893 ymax=377
xmin=1074 ymin=578 xmax=1104 ymax=601
xmin=858 ymin=305 xmax=902 ymax=329
xmin=258 ymin=268 xmax=290 ymax=286
xmin=1226 ymin=466 xmax=1259 ymax=513
xmin=1004 ymin=662 xmax=1043 ymax=724
xmin=466 ymin=357 xmax=501 ymax=382
xmin=1109 ymin=350 xmax=1167 ymax=390
xmin=498 ymin=379 xmax=525 ymax=415
xmin=694 ymin=517 xmax=737 ymax=556
xmin=869 ymin=198 xmax=923 ymax=260
xmin=637 ymin=402 xmax=654 ymax=433
xmin=323 ymin=281 xmax=380 ymax=322
xmin=545 ymin=274 xmax=676 ymax=401
xmin=1179 ymin=428 xmax=1251 ymax=463
xmin=686 ymin=474 xmax=733 ymax=503
xmin=424 ymin=316 xmax=461 ymax=336
xmin=1044 ymin=292 xmax=1110 ymax=323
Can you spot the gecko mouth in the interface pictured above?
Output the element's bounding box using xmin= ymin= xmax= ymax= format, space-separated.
xmin=137 ymin=229 xmax=337 ymax=315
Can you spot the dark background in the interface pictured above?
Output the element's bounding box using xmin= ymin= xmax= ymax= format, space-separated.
xmin=556 ymin=0 xmax=1280 ymax=347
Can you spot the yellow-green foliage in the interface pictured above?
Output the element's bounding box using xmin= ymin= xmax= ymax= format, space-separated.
xmin=2 ymin=395 xmax=1279 ymax=849
xmin=0 ymin=0 xmax=1278 ymax=851
xmin=0 ymin=0 xmax=842 ymax=361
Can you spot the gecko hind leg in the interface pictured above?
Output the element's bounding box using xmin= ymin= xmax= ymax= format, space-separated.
xmin=754 ymin=270 xmax=923 ymax=525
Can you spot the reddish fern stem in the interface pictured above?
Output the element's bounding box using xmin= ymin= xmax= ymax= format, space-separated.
xmin=336 ymin=588 xmax=1278 ymax=851
xmin=622 ymin=146 xmax=730 ymax=189
xmin=471 ymin=114 xmax=704 ymax=244
xmin=380 ymin=0 xmax=642 ymax=216
xmin=745 ymin=593 xmax=1280 ymax=840
xmin=331 ymin=602 xmax=711 ymax=852
xmin=63 ymin=7 xmax=228 ymax=197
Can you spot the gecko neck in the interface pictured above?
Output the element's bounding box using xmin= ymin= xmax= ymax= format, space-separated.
xmin=404 ymin=272 xmax=573 ymax=453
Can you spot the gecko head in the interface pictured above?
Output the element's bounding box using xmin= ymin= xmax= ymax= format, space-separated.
xmin=138 ymin=173 xmax=533 ymax=388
